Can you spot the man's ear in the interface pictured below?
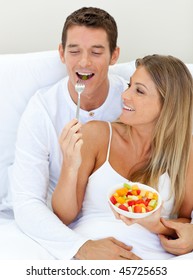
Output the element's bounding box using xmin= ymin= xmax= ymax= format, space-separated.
xmin=58 ymin=43 xmax=65 ymax=64
xmin=110 ymin=47 xmax=120 ymax=65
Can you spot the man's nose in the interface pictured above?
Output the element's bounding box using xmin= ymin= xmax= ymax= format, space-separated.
xmin=79 ymin=53 xmax=91 ymax=67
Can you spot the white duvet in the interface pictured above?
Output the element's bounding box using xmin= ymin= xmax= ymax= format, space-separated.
xmin=0 ymin=211 xmax=55 ymax=260
xmin=0 ymin=210 xmax=193 ymax=260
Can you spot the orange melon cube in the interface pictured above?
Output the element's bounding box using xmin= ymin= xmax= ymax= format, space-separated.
xmin=116 ymin=187 xmax=128 ymax=196
xmin=132 ymin=185 xmax=139 ymax=191
xmin=116 ymin=197 xmax=126 ymax=204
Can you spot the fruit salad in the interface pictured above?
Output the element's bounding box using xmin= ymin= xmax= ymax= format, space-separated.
xmin=109 ymin=182 xmax=159 ymax=214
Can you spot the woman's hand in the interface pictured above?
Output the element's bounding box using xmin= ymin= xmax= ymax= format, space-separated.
xmin=110 ymin=203 xmax=164 ymax=234
xmin=52 ymin=119 xmax=83 ymax=224
xmin=59 ymin=119 xmax=83 ymax=171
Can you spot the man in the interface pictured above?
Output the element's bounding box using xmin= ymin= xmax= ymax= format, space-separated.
xmin=11 ymin=7 xmax=140 ymax=260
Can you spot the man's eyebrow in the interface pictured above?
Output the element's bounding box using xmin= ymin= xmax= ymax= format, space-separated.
xmin=92 ymin=45 xmax=105 ymax=49
xmin=66 ymin=44 xmax=79 ymax=48
xmin=66 ymin=44 xmax=105 ymax=49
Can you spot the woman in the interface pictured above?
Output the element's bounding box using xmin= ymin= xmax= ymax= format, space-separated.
xmin=52 ymin=54 xmax=193 ymax=259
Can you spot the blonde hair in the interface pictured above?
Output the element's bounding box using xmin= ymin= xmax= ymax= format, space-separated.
xmin=128 ymin=55 xmax=193 ymax=215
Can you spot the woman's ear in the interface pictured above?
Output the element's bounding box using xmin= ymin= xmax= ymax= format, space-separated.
xmin=58 ymin=43 xmax=65 ymax=64
xmin=110 ymin=47 xmax=120 ymax=65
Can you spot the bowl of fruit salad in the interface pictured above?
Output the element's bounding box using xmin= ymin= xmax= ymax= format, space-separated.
xmin=108 ymin=181 xmax=162 ymax=218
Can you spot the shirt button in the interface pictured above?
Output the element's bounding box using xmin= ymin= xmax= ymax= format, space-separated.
xmin=89 ymin=112 xmax=95 ymax=117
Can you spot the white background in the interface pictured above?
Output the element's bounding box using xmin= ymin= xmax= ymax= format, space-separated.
xmin=0 ymin=260 xmax=193 ymax=279
xmin=0 ymin=0 xmax=193 ymax=63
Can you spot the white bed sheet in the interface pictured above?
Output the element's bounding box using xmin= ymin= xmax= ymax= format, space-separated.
xmin=0 ymin=211 xmax=55 ymax=260
xmin=0 ymin=210 xmax=193 ymax=260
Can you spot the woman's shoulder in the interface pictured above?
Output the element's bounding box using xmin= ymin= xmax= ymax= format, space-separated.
xmin=82 ymin=120 xmax=110 ymax=131
xmin=82 ymin=121 xmax=125 ymax=142
xmin=81 ymin=121 xmax=111 ymax=143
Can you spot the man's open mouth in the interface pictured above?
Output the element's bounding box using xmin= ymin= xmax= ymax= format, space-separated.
xmin=76 ymin=72 xmax=94 ymax=81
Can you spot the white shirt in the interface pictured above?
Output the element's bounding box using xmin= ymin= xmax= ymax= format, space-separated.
xmin=11 ymin=74 xmax=127 ymax=259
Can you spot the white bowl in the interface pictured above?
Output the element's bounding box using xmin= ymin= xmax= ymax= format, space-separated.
xmin=108 ymin=181 xmax=162 ymax=219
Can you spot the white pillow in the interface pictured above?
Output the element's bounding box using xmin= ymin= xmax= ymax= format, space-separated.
xmin=0 ymin=50 xmax=66 ymax=206
xmin=109 ymin=60 xmax=136 ymax=81
xmin=187 ymin=64 xmax=193 ymax=77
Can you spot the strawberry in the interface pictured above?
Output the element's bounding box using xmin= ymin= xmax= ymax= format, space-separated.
xmin=127 ymin=200 xmax=135 ymax=206
xmin=133 ymin=205 xmax=142 ymax=213
xmin=110 ymin=195 xmax=117 ymax=205
xmin=136 ymin=189 xmax=141 ymax=195
xmin=126 ymin=191 xmax=132 ymax=196
xmin=135 ymin=199 xmax=144 ymax=205
xmin=118 ymin=204 xmax=128 ymax=211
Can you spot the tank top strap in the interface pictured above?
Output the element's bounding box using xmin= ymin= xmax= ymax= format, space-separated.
xmin=106 ymin=122 xmax=112 ymax=162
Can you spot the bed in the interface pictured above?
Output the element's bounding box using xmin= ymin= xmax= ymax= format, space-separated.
xmin=0 ymin=50 xmax=192 ymax=259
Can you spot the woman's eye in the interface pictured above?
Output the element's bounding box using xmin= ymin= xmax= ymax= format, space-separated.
xmin=137 ymin=88 xmax=144 ymax=94
xmin=127 ymin=83 xmax=131 ymax=88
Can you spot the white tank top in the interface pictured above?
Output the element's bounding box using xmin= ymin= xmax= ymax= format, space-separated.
xmin=72 ymin=122 xmax=175 ymax=259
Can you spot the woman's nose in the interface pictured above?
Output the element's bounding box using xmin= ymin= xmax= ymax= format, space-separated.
xmin=122 ymin=88 xmax=131 ymax=100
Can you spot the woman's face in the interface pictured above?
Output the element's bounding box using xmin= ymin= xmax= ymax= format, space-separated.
xmin=119 ymin=66 xmax=162 ymax=130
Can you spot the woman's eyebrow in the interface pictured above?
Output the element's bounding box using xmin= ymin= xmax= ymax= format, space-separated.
xmin=136 ymin=82 xmax=148 ymax=90
xmin=130 ymin=77 xmax=148 ymax=89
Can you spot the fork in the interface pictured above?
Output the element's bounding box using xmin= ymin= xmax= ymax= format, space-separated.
xmin=75 ymin=80 xmax=85 ymax=121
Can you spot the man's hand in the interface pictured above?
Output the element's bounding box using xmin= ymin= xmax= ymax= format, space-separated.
xmin=74 ymin=237 xmax=141 ymax=260
xmin=159 ymin=218 xmax=193 ymax=255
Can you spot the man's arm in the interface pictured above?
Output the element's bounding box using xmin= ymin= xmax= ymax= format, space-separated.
xmin=11 ymin=95 xmax=88 ymax=259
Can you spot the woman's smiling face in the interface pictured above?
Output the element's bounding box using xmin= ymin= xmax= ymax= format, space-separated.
xmin=119 ymin=66 xmax=162 ymax=130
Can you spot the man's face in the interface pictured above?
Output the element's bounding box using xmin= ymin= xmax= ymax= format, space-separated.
xmin=59 ymin=25 xmax=119 ymax=98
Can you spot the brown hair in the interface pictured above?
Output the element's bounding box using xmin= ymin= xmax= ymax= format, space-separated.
xmin=61 ymin=7 xmax=118 ymax=55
